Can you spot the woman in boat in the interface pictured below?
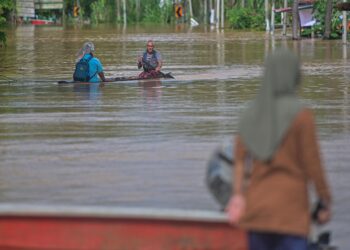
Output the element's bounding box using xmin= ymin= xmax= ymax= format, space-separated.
xmin=226 ymin=49 xmax=332 ymax=250
xmin=137 ymin=40 xmax=163 ymax=79
xmin=74 ymin=42 xmax=109 ymax=83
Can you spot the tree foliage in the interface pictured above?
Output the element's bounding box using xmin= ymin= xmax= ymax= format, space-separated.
xmin=67 ymin=0 xmax=174 ymax=24
xmin=0 ymin=0 xmax=14 ymax=47
xmin=227 ymin=8 xmax=265 ymax=30
xmin=0 ymin=0 xmax=14 ymax=25
xmin=313 ymin=0 xmax=342 ymax=39
xmin=0 ymin=0 xmax=346 ymax=41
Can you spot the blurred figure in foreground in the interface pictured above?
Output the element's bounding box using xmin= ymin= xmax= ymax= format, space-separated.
xmin=226 ymin=49 xmax=332 ymax=250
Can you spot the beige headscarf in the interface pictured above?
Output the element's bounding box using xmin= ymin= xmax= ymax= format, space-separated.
xmin=238 ymin=49 xmax=304 ymax=161
xmin=76 ymin=42 xmax=95 ymax=62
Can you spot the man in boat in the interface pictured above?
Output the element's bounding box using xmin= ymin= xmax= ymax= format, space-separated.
xmin=74 ymin=42 xmax=110 ymax=83
xmin=137 ymin=40 xmax=163 ymax=79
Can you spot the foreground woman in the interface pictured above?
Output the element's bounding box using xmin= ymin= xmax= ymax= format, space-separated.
xmin=226 ymin=49 xmax=332 ymax=250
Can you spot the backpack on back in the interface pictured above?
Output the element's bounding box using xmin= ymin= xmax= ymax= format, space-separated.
xmin=73 ymin=56 xmax=93 ymax=82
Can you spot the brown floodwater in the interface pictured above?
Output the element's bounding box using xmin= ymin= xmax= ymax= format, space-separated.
xmin=0 ymin=24 xmax=349 ymax=248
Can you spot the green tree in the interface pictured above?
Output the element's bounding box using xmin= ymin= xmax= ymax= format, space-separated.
xmin=91 ymin=0 xmax=108 ymax=23
xmin=0 ymin=0 xmax=14 ymax=47
xmin=313 ymin=0 xmax=342 ymax=39
xmin=227 ymin=7 xmax=265 ymax=30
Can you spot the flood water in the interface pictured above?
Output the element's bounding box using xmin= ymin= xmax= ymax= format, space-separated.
xmin=0 ymin=24 xmax=349 ymax=248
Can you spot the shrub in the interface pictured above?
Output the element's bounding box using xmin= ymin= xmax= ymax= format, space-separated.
xmin=227 ymin=8 xmax=265 ymax=30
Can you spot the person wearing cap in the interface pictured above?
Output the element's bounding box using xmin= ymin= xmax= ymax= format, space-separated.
xmin=75 ymin=42 xmax=109 ymax=83
xmin=137 ymin=40 xmax=163 ymax=79
xmin=226 ymin=49 xmax=332 ymax=250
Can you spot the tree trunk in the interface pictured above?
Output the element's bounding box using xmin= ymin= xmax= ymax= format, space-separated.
xmin=323 ymin=0 xmax=333 ymax=39
xmin=122 ymin=0 xmax=126 ymax=25
xmin=292 ymin=0 xmax=300 ymax=40
xmin=204 ymin=0 xmax=208 ymax=24
xmin=270 ymin=0 xmax=275 ymax=34
xmin=229 ymin=0 xmax=236 ymax=8
xmin=115 ymin=0 xmax=120 ymax=22
xmin=189 ymin=0 xmax=193 ymax=17
xmin=342 ymin=9 xmax=347 ymax=44
xmin=136 ymin=0 xmax=140 ymax=22
xmin=253 ymin=0 xmax=257 ymax=9
xmin=221 ymin=0 xmax=224 ymax=28
xmin=265 ymin=0 xmax=270 ymax=31
xmin=216 ymin=0 xmax=220 ymax=28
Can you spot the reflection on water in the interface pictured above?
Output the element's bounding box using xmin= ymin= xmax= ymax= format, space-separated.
xmin=0 ymin=25 xmax=349 ymax=248
xmin=138 ymin=80 xmax=162 ymax=108
xmin=73 ymin=82 xmax=102 ymax=102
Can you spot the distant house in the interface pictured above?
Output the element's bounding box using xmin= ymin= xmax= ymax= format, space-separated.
xmin=16 ymin=0 xmax=63 ymax=22
xmin=16 ymin=0 xmax=35 ymax=20
xmin=34 ymin=0 xmax=63 ymax=11
xmin=274 ymin=0 xmax=316 ymax=28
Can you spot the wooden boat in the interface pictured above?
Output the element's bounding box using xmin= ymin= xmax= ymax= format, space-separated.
xmin=31 ymin=19 xmax=55 ymax=25
xmin=0 ymin=203 xmax=247 ymax=250
xmin=58 ymin=72 xmax=175 ymax=85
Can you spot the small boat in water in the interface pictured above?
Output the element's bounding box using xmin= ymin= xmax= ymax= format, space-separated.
xmin=31 ymin=19 xmax=55 ymax=25
xmin=0 ymin=203 xmax=247 ymax=250
xmin=58 ymin=72 xmax=175 ymax=85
